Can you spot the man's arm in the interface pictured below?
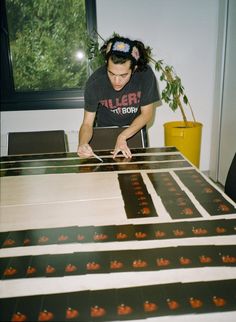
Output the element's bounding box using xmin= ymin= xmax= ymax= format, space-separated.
xmin=112 ymin=103 xmax=154 ymax=158
xmin=77 ymin=111 xmax=96 ymax=157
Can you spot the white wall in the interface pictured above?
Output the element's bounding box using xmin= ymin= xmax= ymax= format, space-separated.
xmin=1 ymin=109 xmax=82 ymax=155
xmin=1 ymin=0 xmax=220 ymax=171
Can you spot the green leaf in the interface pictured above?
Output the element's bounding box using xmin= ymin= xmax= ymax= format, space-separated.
xmin=183 ymin=95 xmax=189 ymax=104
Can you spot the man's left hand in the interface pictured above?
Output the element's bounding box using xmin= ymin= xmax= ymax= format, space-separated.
xmin=111 ymin=137 xmax=132 ymax=159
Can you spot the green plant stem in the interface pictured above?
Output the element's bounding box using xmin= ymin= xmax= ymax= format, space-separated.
xmin=187 ymin=101 xmax=197 ymax=124
xmin=149 ymin=56 xmax=197 ymax=126
xmin=164 ymin=67 xmax=188 ymax=125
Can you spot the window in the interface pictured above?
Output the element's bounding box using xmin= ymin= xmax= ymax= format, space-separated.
xmin=0 ymin=0 xmax=97 ymax=111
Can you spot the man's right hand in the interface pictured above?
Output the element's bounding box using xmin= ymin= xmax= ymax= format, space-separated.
xmin=77 ymin=143 xmax=94 ymax=157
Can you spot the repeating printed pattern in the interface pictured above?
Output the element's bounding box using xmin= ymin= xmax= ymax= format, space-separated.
xmin=1 ymin=245 xmax=236 ymax=280
xmin=1 ymin=219 xmax=236 ymax=249
xmin=1 ymin=280 xmax=236 ymax=321
xmin=118 ymin=173 xmax=158 ymax=218
xmin=1 ymin=147 xmax=236 ymax=321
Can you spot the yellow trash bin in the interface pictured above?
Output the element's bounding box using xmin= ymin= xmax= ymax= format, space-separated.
xmin=164 ymin=121 xmax=203 ymax=167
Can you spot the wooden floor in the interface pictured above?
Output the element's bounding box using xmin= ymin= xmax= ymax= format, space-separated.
xmin=0 ymin=147 xmax=236 ymax=321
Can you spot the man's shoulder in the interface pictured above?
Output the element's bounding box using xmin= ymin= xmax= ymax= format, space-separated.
xmin=86 ymin=65 xmax=107 ymax=86
xmin=135 ymin=64 xmax=156 ymax=79
xmin=142 ymin=64 xmax=156 ymax=76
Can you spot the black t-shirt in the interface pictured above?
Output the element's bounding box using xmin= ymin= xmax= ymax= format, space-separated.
xmin=84 ymin=65 xmax=160 ymax=127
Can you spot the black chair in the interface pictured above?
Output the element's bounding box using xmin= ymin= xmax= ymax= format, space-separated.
xmin=8 ymin=130 xmax=68 ymax=155
xmin=224 ymin=152 xmax=236 ymax=203
xmin=89 ymin=126 xmax=147 ymax=151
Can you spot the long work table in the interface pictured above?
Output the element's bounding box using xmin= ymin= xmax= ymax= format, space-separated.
xmin=0 ymin=147 xmax=236 ymax=322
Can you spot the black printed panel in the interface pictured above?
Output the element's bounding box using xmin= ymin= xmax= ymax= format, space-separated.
xmin=1 ymin=279 xmax=236 ymax=321
xmin=148 ymin=172 xmax=202 ymax=219
xmin=175 ymin=169 xmax=236 ymax=216
xmin=118 ymin=173 xmax=158 ymax=218
xmin=1 ymin=218 xmax=236 ymax=249
xmin=1 ymin=245 xmax=236 ymax=280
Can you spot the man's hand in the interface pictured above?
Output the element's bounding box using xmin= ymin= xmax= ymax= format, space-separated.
xmin=111 ymin=135 xmax=132 ymax=159
xmin=77 ymin=143 xmax=94 ymax=158
xmin=77 ymin=111 xmax=96 ymax=157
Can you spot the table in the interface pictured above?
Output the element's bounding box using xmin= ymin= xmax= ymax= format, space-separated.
xmin=0 ymin=147 xmax=236 ymax=322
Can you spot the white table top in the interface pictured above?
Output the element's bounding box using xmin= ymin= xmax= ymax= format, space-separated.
xmin=1 ymin=147 xmax=236 ymax=322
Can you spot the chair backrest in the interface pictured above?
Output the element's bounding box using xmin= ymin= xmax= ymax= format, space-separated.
xmin=8 ymin=130 xmax=68 ymax=155
xmin=89 ymin=126 xmax=147 ymax=151
xmin=224 ymin=152 xmax=236 ymax=202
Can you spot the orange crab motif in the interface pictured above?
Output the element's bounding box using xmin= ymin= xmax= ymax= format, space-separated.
xmin=139 ymin=207 xmax=151 ymax=216
xmin=155 ymin=230 xmax=166 ymax=238
xmin=110 ymin=260 xmax=123 ymax=269
xmin=3 ymin=238 xmax=16 ymax=247
xmin=38 ymin=310 xmax=54 ymax=321
xmin=166 ymin=299 xmax=180 ymax=310
xmin=156 ymin=258 xmax=170 ymax=267
xmin=65 ymin=263 xmax=77 ymax=273
xmin=57 ymin=234 xmax=69 ymax=242
xmin=189 ymin=297 xmax=203 ymax=309
xmin=131 ymin=181 xmax=141 ymax=186
xmin=216 ymin=226 xmax=227 ymax=234
xmin=130 ymin=175 xmax=138 ymax=180
xmin=93 ymin=233 xmax=108 ymax=241
xmin=199 ymin=255 xmax=212 ymax=264
xmin=23 ymin=238 xmax=31 ymax=245
xmin=135 ymin=231 xmax=147 ymax=239
xmin=172 ymin=229 xmax=185 ymax=237
xmin=45 ymin=265 xmax=55 ymax=274
xmin=38 ymin=236 xmax=49 ymax=244
xmin=66 ymin=307 xmax=79 ymax=319
xmin=3 ymin=266 xmax=17 ymax=276
xmin=11 ymin=312 xmax=27 ymax=322
xmin=181 ymin=208 xmax=193 ymax=216
xmin=179 ymin=257 xmax=192 ymax=265
xmin=204 ymin=187 xmax=213 ymax=193
xmin=212 ymin=296 xmax=226 ymax=307
xmin=135 ymin=190 xmax=144 ymax=196
xmin=217 ymin=204 xmax=230 ymax=212
xmin=132 ymin=259 xmax=148 ymax=268
xmin=133 ymin=186 xmax=142 ymax=191
xmin=221 ymin=255 xmax=236 ymax=264
xmin=192 ymin=227 xmax=208 ymax=235
xmin=90 ymin=306 xmax=106 ymax=317
xmin=26 ymin=265 xmax=37 ymax=275
xmin=117 ymin=304 xmax=133 ymax=315
xmin=177 ymin=201 xmax=187 ymax=206
xmin=139 ymin=201 xmax=148 ymax=206
xmin=116 ymin=232 xmax=128 ymax=240
xmin=137 ymin=196 xmax=146 ymax=201
xmin=143 ymin=301 xmax=158 ymax=312
xmin=168 ymin=187 xmax=177 ymax=192
xmin=77 ymin=234 xmax=85 ymax=241
xmin=86 ymin=262 xmax=101 ymax=270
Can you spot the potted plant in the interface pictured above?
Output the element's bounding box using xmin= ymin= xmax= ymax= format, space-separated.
xmin=149 ymin=56 xmax=203 ymax=168
xmin=85 ymin=32 xmax=203 ymax=167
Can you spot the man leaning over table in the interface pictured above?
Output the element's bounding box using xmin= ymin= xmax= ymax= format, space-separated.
xmin=77 ymin=35 xmax=160 ymax=159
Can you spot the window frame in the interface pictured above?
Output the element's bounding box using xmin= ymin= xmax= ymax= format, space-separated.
xmin=0 ymin=0 xmax=97 ymax=111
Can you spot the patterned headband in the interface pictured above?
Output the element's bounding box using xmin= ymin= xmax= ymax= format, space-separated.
xmin=106 ymin=38 xmax=140 ymax=62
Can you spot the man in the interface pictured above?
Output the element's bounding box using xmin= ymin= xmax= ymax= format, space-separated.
xmin=77 ymin=35 xmax=160 ymax=158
